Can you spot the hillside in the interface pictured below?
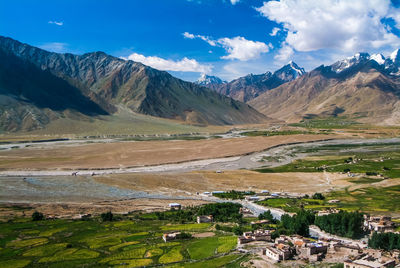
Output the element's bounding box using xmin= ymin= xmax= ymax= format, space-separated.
xmin=249 ymin=53 xmax=400 ymax=125
xmin=0 ymin=36 xmax=267 ymax=132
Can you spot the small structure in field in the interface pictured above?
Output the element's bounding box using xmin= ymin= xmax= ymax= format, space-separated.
xmin=239 ymin=207 xmax=253 ymax=215
xmin=197 ymin=215 xmax=213 ymax=223
xmin=162 ymin=232 xmax=181 ymax=242
xmin=168 ymin=203 xmax=182 ymax=210
xmin=317 ymin=208 xmax=340 ymax=217
xmin=238 ymin=229 xmax=273 ymax=245
xmin=245 ymin=196 xmax=260 ymax=201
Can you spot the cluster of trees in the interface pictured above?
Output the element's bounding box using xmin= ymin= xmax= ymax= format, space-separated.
xmin=314 ymin=211 xmax=364 ymax=239
xmin=213 ymin=190 xmax=255 ymax=200
xmin=368 ymin=232 xmax=400 ymax=250
xmin=197 ymin=203 xmax=242 ymax=222
xmin=258 ymin=210 xmax=277 ymax=223
xmin=155 ymin=209 xmax=196 ymax=223
xmin=279 ymin=210 xmax=315 ymax=237
xmin=153 ymin=203 xmax=243 ymax=223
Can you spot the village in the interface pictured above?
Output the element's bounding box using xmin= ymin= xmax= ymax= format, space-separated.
xmin=161 ymin=188 xmax=400 ymax=268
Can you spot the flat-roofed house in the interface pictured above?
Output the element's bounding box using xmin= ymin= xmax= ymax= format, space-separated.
xmin=262 ymin=245 xmax=292 ymax=262
xmin=197 ymin=215 xmax=213 ymax=223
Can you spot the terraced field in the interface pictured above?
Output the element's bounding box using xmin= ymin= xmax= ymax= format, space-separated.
xmin=0 ymin=215 xmax=243 ymax=267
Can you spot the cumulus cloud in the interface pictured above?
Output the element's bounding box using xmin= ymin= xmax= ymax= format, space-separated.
xmin=183 ymin=32 xmax=269 ymax=61
xmin=269 ymin=27 xmax=280 ymax=36
xmin=274 ymin=44 xmax=294 ymax=62
xmin=126 ymin=53 xmax=212 ymax=73
xmin=230 ymin=0 xmax=240 ymax=4
xmin=48 ymin=21 xmax=63 ymax=26
xmin=218 ymin=36 xmax=270 ymax=61
xmin=256 ymin=0 xmax=400 ymax=52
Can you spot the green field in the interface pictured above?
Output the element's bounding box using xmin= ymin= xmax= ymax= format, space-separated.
xmin=326 ymin=185 xmax=400 ymax=214
xmin=256 ymin=149 xmax=400 ymax=179
xmin=241 ymin=130 xmax=316 ymax=137
xmin=257 ymin=185 xmax=400 ymax=215
xmin=257 ymin=198 xmax=332 ymax=213
xmin=0 ymin=212 xmax=243 ymax=267
xmin=289 ymin=117 xmax=361 ymax=129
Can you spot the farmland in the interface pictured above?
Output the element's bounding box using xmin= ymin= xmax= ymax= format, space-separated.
xmin=256 ymin=184 xmax=400 ymax=216
xmin=0 ymin=211 xmax=244 ymax=267
xmin=256 ymin=146 xmax=400 ymax=178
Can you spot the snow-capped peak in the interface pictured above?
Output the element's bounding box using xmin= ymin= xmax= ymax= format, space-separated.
xmin=331 ymin=52 xmax=370 ymax=73
xmin=195 ymin=74 xmax=226 ymax=86
xmin=370 ymin=53 xmax=385 ymax=65
xmin=288 ymin=61 xmax=306 ymax=76
xmin=390 ymin=49 xmax=400 ymax=62
xmin=274 ymin=61 xmax=305 ymax=81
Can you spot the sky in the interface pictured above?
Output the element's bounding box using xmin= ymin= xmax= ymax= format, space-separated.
xmin=2 ymin=0 xmax=400 ymax=82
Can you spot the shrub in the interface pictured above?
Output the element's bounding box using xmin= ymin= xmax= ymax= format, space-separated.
xmin=312 ymin=193 xmax=325 ymax=200
xmin=32 ymin=211 xmax=44 ymax=221
xmin=101 ymin=211 xmax=113 ymax=222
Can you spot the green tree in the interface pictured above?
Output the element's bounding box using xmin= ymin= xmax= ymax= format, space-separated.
xmin=312 ymin=192 xmax=325 ymax=200
xmin=101 ymin=211 xmax=113 ymax=222
xmin=32 ymin=211 xmax=44 ymax=221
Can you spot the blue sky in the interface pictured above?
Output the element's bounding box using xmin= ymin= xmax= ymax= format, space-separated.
xmin=1 ymin=0 xmax=400 ymax=82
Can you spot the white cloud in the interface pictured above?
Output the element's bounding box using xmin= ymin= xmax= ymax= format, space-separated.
xmin=184 ymin=32 xmax=269 ymax=61
xmin=183 ymin=32 xmax=216 ymax=46
xmin=183 ymin=32 xmax=195 ymax=39
xmin=256 ymin=0 xmax=400 ymax=52
xmin=269 ymin=27 xmax=280 ymax=36
xmin=126 ymin=53 xmax=212 ymax=73
xmin=274 ymin=44 xmax=294 ymax=62
xmin=39 ymin=42 xmax=68 ymax=53
xmin=48 ymin=21 xmax=63 ymax=26
xmin=230 ymin=0 xmax=240 ymax=4
xmin=218 ymin=36 xmax=269 ymax=61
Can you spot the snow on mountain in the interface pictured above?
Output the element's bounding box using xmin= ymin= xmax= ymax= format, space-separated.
xmin=331 ymin=52 xmax=370 ymax=73
xmin=195 ymin=74 xmax=226 ymax=86
xmin=274 ymin=61 xmax=306 ymax=80
xmin=390 ymin=49 xmax=400 ymax=62
xmin=370 ymin=53 xmax=385 ymax=65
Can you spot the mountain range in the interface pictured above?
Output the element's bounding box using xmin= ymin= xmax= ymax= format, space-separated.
xmin=249 ymin=51 xmax=400 ymax=125
xmin=197 ymin=61 xmax=305 ymax=102
xmin=2 ymin=35 xmax=400 ymax=132
xmin=0 ymin=36 xmax=267 ymax=132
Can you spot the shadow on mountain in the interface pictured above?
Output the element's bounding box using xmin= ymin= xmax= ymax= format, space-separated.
xmin=0 ymin=49 xmax=108 ymax=116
